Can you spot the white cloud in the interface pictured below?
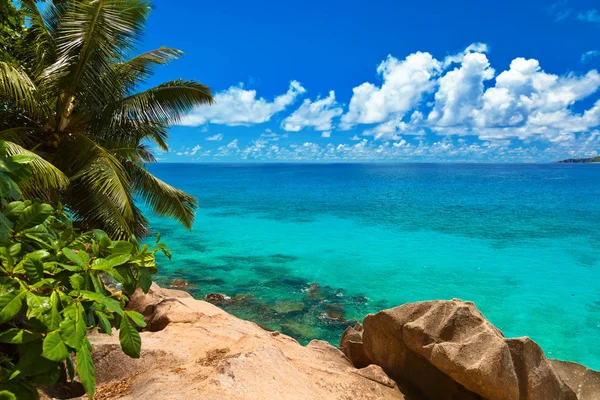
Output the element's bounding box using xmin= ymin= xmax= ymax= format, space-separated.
xmin=190 ymin=145 xmax=202 ymax=155
xmin=180 ymin=81 xmax=305 ymax=126
xmin=472 ymin=58 xmax=600 ymax=140
xmin=350 ymin=135 xmax=361 ymax=141
xmin=206 ymin=133 xmax=224 ymax=141
xmin=340 ymin=52 xmax=441 ymax=128
xmin=442 ymin=42 xmax=489 ymax=68
xmin=582 ymin=50 xmax=600 ymax=63
xmin=283 ymin=91 xmax=343 ymax=131
xmin=176 ymin=144 xmax=202 ymax=156
xmin=428 ymin=52 xmax=495 ymax=126
xmin=321 ymin=131 xmax=331 ymax=138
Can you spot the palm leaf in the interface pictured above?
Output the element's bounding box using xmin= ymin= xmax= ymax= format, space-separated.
xmin=0 ymin=62 xmax=39 ymax=114
xmin=4 ymin=141 xmax=69 ymax=200
xmin=124 ymin=161 xmax=197 ymax=229
xmin=115 ymin=47 xmax=183 ymax=91
xmin=44 ymin=0 xmax=152 ymax=129
xmin=64 ymin=133 xmax=136 ymax=237
xmin=118 ymin=79 xmax=214 ymax=125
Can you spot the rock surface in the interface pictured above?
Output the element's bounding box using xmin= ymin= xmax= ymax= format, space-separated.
xmin=343 ymin=299 xmax=599 ymax=400
xmin=86 ymin=285 xmax=406 ymax=399
xmin=550 ymin=360 xmax=600 ymax=400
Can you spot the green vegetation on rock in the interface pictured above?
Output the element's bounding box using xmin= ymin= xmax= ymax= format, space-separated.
xmin=0 ymin=141 xmax=167 ymax=399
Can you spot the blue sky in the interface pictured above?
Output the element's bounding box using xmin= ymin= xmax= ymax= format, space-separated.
xmin=141 ymin=0 xmax=600 ymax=162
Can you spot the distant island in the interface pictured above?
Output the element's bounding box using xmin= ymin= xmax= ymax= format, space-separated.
xmin=557 ymin=156 xmax=600 ymax=163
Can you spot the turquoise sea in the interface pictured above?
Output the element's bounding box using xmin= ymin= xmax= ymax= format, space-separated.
xmin=143 ymin=163 xmax=600 ymax=370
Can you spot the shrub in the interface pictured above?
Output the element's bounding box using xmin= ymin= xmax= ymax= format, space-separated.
xmin=0 ymin=142 xmax=168 ymax=399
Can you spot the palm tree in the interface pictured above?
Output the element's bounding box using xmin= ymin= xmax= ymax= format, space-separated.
xmin=0 ymin=0 xmax=213 ymax=238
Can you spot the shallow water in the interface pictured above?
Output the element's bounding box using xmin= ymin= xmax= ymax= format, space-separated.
xmin=142 ymin=163 xmax=600 ymax=369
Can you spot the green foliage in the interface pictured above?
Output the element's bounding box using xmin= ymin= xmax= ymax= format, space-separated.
xmin=0 ymin=143 xmax=169 ymax=399
xmin=0 ymin=0 xmax=211 ymax=238
xmin=0 ymin=1 xmax=23 ymax=62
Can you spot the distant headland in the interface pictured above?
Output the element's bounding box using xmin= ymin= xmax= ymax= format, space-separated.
xmin=556 ymin=156 xmax=600 ymax=163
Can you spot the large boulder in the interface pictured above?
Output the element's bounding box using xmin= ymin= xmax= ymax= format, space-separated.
xmin=346 ymin=299 xmax=579 ymax=400
xmin=550 ymin=360 xmax=600 ymax=400
xmin=87 ymin=284 xmax=406 ymax=400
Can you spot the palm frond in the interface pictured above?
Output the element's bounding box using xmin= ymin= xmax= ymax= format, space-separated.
xmin=115 ymin=47 xmax=183 ymax=91
xmin=4 ymin=141 xmax=69 ymax=200
xmin=0 ymin=61 xmax=39 ymax=113
xmin=124 ymin=161 xmax=197 ymax=229
xmin=65 ymin=133 xmax=136 ymax=236
xmin=111 ymin=144 xmax=157 ymax=163
xmin=44 ymin=0 xmax=152 ymax=128
xmin=0 ymin=128 xmax=39 ymax=146
xmin=118 ymin=79 xmax=214 ymax=125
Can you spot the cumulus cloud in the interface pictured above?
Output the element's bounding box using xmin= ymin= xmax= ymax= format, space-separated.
xmin=340 ymin=52 xmax=441 ymax=128
xmin=471 ymin=58 xmax=600 ymax=140
xmin=428 ymin=52 xmax=495 ymax=126
xmin=180 ymin=81 xmax=306 ymax=126
xmin=282 ymin=91 xmax=343 ymax=131
xmin=347 ymin=46 xmax=600 ymax=144
xmin=182 ymin=42 xmax=600 ymax=161
xmin=206 ymin=133 xmax=224 ymax=141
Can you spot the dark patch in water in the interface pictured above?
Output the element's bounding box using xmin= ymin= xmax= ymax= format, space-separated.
xmin=269 ymin=253 xmax=298 ymax=263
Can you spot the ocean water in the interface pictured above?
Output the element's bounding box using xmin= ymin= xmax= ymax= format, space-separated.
xmin=143 ymin=163 xmax=600 ymax=370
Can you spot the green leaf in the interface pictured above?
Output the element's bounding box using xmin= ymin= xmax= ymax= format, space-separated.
xmin=66 ymin=356 xmax=75 ymax=381
xmin=0 ymin=213 xmax=13 ymax=244
xmin=0 ymin=171 xmax=22 ymax=199
xmin=15 ymin=202 xmax=53 ymax=230
xmin=3 ymin=201 xmax=24 ymax=221
xmin=0 ymin=390 xmax=16 ymax=400
xmin=125 ymin=310 xmax=146 ymax=328
xmin=26 ymin=291 xmax=50 ymax=320
xmin=62 ymin=248 xmax=84 ymax=267
xmin=70 ymin=274 xmax=85 ymax=290
xmin=60 ymin=303 xmax=86 ymax=349
xmin=93 ymin=229 xmax=108 ymax=240
xmin=0 ymin=328 xmax=42 ymax=344
xmin=91 ymin=254 xmax=131 ymax=271
xmin=119 ymin=316 xmax=141 ymax=358
xmin=47 ymin=291 xmax=61 ymax=331
xmin=11 ymin=340 xmax=59 ymax=380
xmin=0 ymin=289 xmax=26 ymax=323
xmin=50 ymin=262 xmax=83 ymax=272
xmin=139 ymin=267 xmax=152 ymax=293
xmin=95 ymin=310 xmax=112 ymax=335
xmin=71 ymin=290 xmax=124 ymax=316
xmin=22 ymin=254 xmax=44 ymax=283
xmin=76 ymin=344 xmax=96 ymax=398
xmin=42 ymin=331 xmax=70 ymax=362
xmin=108 ymin=240 xmax=133 ymax=254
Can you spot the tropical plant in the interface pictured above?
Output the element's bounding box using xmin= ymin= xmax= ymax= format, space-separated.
xmin=0 ymin=141 xmax=167 ymax=399
xmin=0 ymin=0 xmax=213 ymax=238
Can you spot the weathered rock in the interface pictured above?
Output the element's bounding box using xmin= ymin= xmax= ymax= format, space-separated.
xmin=205 ymin=292 xmax=230 ymax=303
xmin=87 ymin=285 xmax=406 ymax=400
xmin=127 ymin=283 xmax=192 ymax=320
xmin=359 ymin=299 xmax=578 ymax=400
xmin=550 ymin=360 xmax=600 ymax=400
xmin=340 ymin=323 xmax=371 ymax=369
xmin=170 ymin=278 xmax=189 ymax=288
